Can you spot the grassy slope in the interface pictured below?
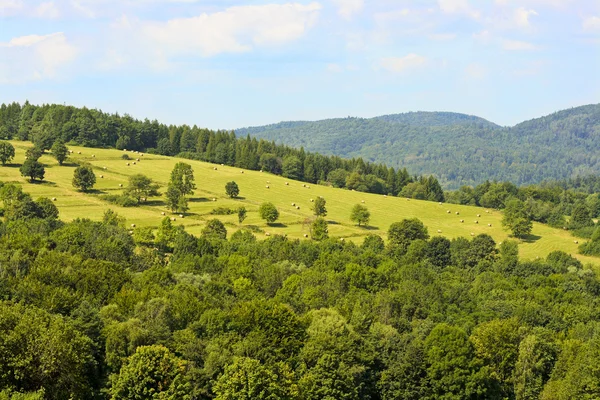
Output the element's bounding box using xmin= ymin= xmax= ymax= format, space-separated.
xmin=2 ymin=141 xmax=597 ymax=266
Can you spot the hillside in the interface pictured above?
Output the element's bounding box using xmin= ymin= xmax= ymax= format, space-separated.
xmin=237 ymin=104 xmax=600 ymax=188
xmin=1 ymin=140 xmax=596 ymax=265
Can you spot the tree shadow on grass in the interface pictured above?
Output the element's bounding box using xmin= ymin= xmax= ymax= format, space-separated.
xmin=142 ymin=199 xmax=166 ymax=207
xmin=3 ymin=163 xmax=22 ymax=169
xmin=267 ymin=222 xmax=288 ymax=228
xmin=359 ymin=225 xmax=380 ymax=231
xmin=28 ymin=180 xmax=57 ymax=187
xmin=327 ymin=220 xmax=341 ymax=225
xmin=189 ymin=197 xmax=212 ymax=203
xmin=86 ymin=189 xmax=108 ymax=195
xmin=521 ymin=234 xmax=542 ymax=243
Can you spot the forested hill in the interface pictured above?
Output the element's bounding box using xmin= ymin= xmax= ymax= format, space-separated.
xmin=237 ymin=104 xmax=600 ymax=189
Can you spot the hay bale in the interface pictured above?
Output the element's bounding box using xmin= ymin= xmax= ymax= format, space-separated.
xmin=340 ymin=238 xmax=345 ymax=242
xmin=307 ymin=186 xmax=310 ymax=189
xmin=471 ymin=232 xmax=475 ymax=236
xmin=241 ymin=170 xmax=244 ymax=173
xmin=221 ymin=163 xmax=224 ymax=166
xmin=171 ymin=217 xmax=176 ymax=221
xmin=485 ymin=210 xmax=489 ymax=213
xmin=214 ymin=167 xmax=217 ymax=170
xmin=260 ymin=170 xmax=263 ymax=172
xmin=100 ymin=175 xmax=103 ymax=178
xmin=126 ymin=163 xmax=130 ymax=166
xmin=265 ymin=232 xmax=271 ymax=236
xmin=477 ymin=214 xmax=481 ymax=217
xmin=574 ymin=240 xmax=579 ymax=244
xmin=384 ymin=195 xmax=387 ymax=197
xmin=213 ymin=198 xmax=217 ymax=202
xmin=132 ymin=162 xmax=136 ymax=165
xmin=128 ymin=230 xmax=133 ymax=235
xmin=310 ymin=199 xmax=314 ymax=202
xmin=447 ymin=210 xmax=451 ymax=213
xmin=103 ymin=167 xmax=107 ymax=170
xmin=161 ymin=212 xmax=165 ymax=215
xmin=291 ymin=203 xmax=295 ymax=206
xmin=119 ymin=183 xmax=123 ymax=187
xmin=136 ymin=158 xmax=140 ymax=162
xmin=141 ymin=197 xmax=146 ymax=202
xmin=179 ymin=214 xmax=184 ymax=218
xmin=131 ymin=224 xmax=136 ymax=228
xmin=439 ymin=202 xmax=442 ymax=205
xmin=92 ymin=154 xmax=95 ymax=158
xmin=266 ymin=185 xmax=269 ymax=189
xmin=460 ymin=219 xmax=464 ymax=223
xmin=303 ymin=234 xmax=308 ymax=238
xmin=141 ymin=153 xmax=144 ymax=156
xmin=437 ymin=229 xmax=442 ymax=233
xmin=456 ymin=212 xmax=459 ymax=215
xmin=285 ymin=182 xmax=289 ymax=185
xmin=267 ymin=181 xmax=270 ymax=184
xmin=296 ymin=206 xmax=300 ymax=210
xmin=52 ymin=197 xmax=57 ymax=201
xmin=77 ymin=151 xmax=81 ymax=154
xmin=474 ymin=221 xmax=479 ymax=224
xmin=361 ymin=200 xmax=365 ymax=203
xmin=488 ymin=224 xmax=492 ymax=227
xmin=302 ymin=184 xmax=306 ymax=187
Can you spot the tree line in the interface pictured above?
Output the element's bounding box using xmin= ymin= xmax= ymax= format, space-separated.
xmin=0 ymin=102 xmax=444 ymax=201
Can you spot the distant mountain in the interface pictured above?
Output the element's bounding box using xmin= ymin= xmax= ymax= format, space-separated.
xmin=236 ymin=105 xmax=600 ymax=189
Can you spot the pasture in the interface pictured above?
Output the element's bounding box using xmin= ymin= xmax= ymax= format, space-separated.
xmin=1 ymin=141 xmax=597 ymax=265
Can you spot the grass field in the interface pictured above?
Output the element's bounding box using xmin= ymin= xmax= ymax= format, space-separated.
xmin=2 ymin=140 xmax=597 ymax=266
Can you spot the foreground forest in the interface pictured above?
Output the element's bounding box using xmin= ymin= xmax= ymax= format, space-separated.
xmin=237 ymin=104 xmax=600 ymax=188
xmin=1 ymin=186 xmax=600 ymax=399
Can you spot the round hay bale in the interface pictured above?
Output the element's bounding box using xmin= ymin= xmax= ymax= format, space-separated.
xmin=136 ymin=158 xmax=140 ymax=162
xmin=213 ymin=198 xmax=217 ymax=202
xmin=384 ymin=195 xmax=387 ymax=197
xmin=141 ymin=197 xmax=146 ymax=202
xmin=471 ymin=232 xmax=475 ymax=236
xmin=128 ymin=230 xmax=133 ymax=235
xmin=161 ymin=212 xmax=165 ymax=215
xmin=291 ymin=203 xmax=295 ymax=206
xmin=447 ymin=210 xmax=451 ymax=213
xmin=260 ymin=170 xmax=263 ymax=172
xmin=100 ymin=175 xmax=103 ymax=178
xmin=119 ymin=183 xmax=123 ymax=187
xmin=265 ymin=232 xmax=271 ymax=236
xmin=103 ymin=167 xmax=107 ymax=170
xmin=307 ymin=186 xmax=310 ymax=189
xmin=437 ymin=229 xmax=442 ymax=233
xmin=460 ymin=219 xmax=464 ymax=223
xmin=141 ymin=153 xmax=144 ymax=156
xmin=124 ymin=149 xmax=127 ymax=151
xmin=52 ymin=197 xmax=57 ymax=201
xmin=303 ymin=234 xmax=308 ymax=238
xmin=406 ymin=198 xmax=410 ymax=201
xmin=285 ymin=182 xmax=289 ymax=185
xmin=171 ymin=217 xmax=176 ymax=221
xmin=133 ymin=162 xmax=136 ymax=165
xmin=266 ymin=185 xmax=269 ymax=188
xmin=296 ymin=206 xmax=300 ymax=210
xmin=456 ymin=212 xmax=459 ymax=215
xmin=361 ymin=200 xmax=365 ymax=203
xmin=474 ymin=221 xmax=479 ymax=224
xmin=131 ymin=224 xmax=136 ymax=228
xmin=488 ymin=223 xmax=492 ymax=227
xmin=179 ymin=214 xmax=184 ymax=218
xmin=574 ymin=240 xmax=579 ymax=244
xmin=92 ymin=154 xmax=95 ymax=158
xmin=77 ymin=151 xmax=81 ymax=154
xmin=241 ymin=170 xmax=244 ymax=173
xmin=340 ymin=238 xmax=345 ymax=242
xmin=310 ymin=199 xmax=314 ymax=202
xmin=126 ymin=163 xmax=130 ymax=166
xmin=439 ymin=202 xmax=442 ymax=205
xmin=214 ymin=167 xmax=217 ymax=170
xmin=477 ymin=214 xmax=481 ymax=217
xmin=221 ymin=163 xmax=224 ymax=166
xmin=302 ymin=184 xmax=305 ymax=187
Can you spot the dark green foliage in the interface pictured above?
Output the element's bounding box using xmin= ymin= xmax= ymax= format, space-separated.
xmin=166 ymin=163 xmax=195 ymax=213
xmin=225 ymin=181 xmax=239 ymax=198
xmin=72 ymin=165 xmax=96 ymax=192
xmin=19 ymin=160 xmax=45 ymax=182
xmin=502 ymin=198 xmax=533 ymax=238
xmin=569 ymin=201 xmax=594 ymax=230
xmin=313 ymin=197 xmax=327 ymax=217
xmin=388 ymin=218 xmax=430 ymax=253
xmin=100 ymin=194 xmax=137 ymax=207
xmin=50 ymin=140 xmax=68 ymax=165
xmin=282 ymin=156 xmax=302 ymax=180
xmin=350 ymin=204 xmax=370 ymax=226
xmin=237 ymin=207 xmax=247 ymax=224
xmin=0 ymin=141 xmax=15 ymax=165
xmin=259 ymin=202 xmax=279 ymax=224
xmin=211 ymin=207 xmax=235 ymax=215
xmin=202 ymin=219 xmax=227 ymax=240
xmin=310 ymin=217 xmax=329 ymax=241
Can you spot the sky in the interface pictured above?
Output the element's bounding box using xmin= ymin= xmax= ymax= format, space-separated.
xmin=0 ymin=0 xmax=599 ymax=129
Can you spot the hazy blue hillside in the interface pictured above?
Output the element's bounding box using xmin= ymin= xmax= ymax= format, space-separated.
xmin=237 ymin=105 xmax=600 ymax=189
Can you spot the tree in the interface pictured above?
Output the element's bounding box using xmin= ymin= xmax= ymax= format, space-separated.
xmin=350 ymin=204 xmax=370 ymax=226
xmin=238 ymin=207 xmax=247 ymax=224
xmin=502 ymin=199 xmax=533 ymax=238
xmin=310 ymin=217 xmax=329 ymax=241
xmin=20 ymin=159 xmax=45 ymax=182
xmin=202 ymin=219 xmax=227 ymax=240
xmin=110 ymin=345 xmax=191 ymax=400
xmin=313 ymin=197 xmax=327 ymax=217
xmin=166 ymin=163 xmax=195 ymax=213
xmin=282 ymin=156 xmax=302 ymax=180
xmin=225 ymin=181 xmax=240 ymax=198
xmin=213 ymin=357 xmax=297 ymax=400
xmin=72 ymin=165 xmax=96 ymax=192
xmin=35 ymin=197 xmax=59 ymax=219
xmin=124 ymin=174 xmax=160 ymax=203
xmin=0 ymin=141 xmax=15 ymax=165
xmin=25 ymin=146 xmax=42 ymax=161
xmin=259 ymin=202 xmax=279 ymax=224
xmin=569 ymin=201 xmax=594 ymax=230
xmin=51 ymin=140 xmax=68 ymax=165
xmin=388 ymin=218 xmax=429 ymax=252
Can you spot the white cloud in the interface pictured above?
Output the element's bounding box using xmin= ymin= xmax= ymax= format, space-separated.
xmin=0 ymin=32 xmax=77 ymax=84
xmin=473 ymin=29 xmax=492 ymax=43
xmin=502 ymin=39 xmax=537 ymax=50
xmin=114 ymin=2 xmax=322 ymax=61
xmin=34 ymin=1 xmax=60 ymax=18
xmin=513 ymin=7 xmax=537 ymax=28
xmin=331 ymin=0 xmax=363 ymax=20
xmin=326 ymin=63 xmax=343 ymax=73
xmin=583 ymin=16 xmax=600 ymax=32
xmin=438 ymin=0 xmax=480 ymax=19
xmin=0 ymin=0 xmax=23 ymax=16
xmin=379 ymin=54 xmax=428 ymax=73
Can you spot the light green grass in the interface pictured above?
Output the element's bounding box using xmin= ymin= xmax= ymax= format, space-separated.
xmin=2 ymin=141 xmax=597 ymax=266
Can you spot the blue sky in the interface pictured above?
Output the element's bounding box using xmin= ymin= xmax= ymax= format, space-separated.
xmin=0 ymin=0 xmax=599 ymax=129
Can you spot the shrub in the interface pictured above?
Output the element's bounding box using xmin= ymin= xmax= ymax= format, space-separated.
xmin=100 ymin=194 xmax=137 ymax=207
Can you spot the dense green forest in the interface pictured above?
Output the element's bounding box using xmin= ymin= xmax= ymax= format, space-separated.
xmin=237 ymin=105 xmax=600 ymax=188
xmin=2 ymin=179 xmax=600 ymax=399
xmin=0 ymin=102 xmax=444 ymax=200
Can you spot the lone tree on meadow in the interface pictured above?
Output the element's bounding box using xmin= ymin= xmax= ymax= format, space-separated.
xmin=51 ymin=140 xmax=68 ymax=166
xmin=225 ymin=181 xmax=240 ymax=198
xmin=166 ymin=162 xmax=196 ymax=213
xmin=313 ymin=197 xmax=327 ymax=217
xmin=20 ymin=159 xmax=45 ymax=182
xmin=72 ymin=165 xmax=96 ymax=192
xmin=125 ymin=174 xmax=160 ymax=204
xmin=502 ymin=198 xmax=533 ymax=238
xmin=351 ymin=204 xmax=370 ymax=227
xmin=0 ymin=141 xmax=15 ymax=165
xmin=238 ymin=207 xmax=247 ymax=224
xmin=259 ymin=202 xmax=279 ymax=224
xmin=310 ymin=217 xmax=329 ymax=241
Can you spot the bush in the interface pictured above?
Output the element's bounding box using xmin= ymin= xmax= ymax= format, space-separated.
xmin=210 ymin=207 xmax=235 ymax=215
xmin=121 ymin=154 xmax=130 ymax=160
xmin=100 ymin=194 xmax=137 ymax=207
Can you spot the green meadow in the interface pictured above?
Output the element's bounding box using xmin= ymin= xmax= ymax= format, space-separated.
xmin=2 ymin=141 xmax=597 ymax=265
